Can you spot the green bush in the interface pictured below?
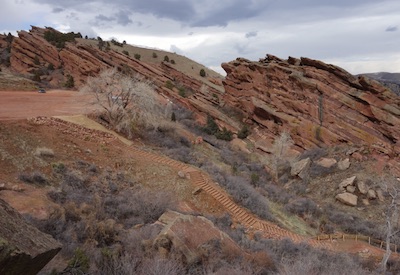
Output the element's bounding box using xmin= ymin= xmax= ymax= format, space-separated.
xmin=200 ymin=68 xmax=206 ymax=77
xmin=203 ymin=115 xmax=219 ymax=135
xmin=178 ymin=87 xmax=186 ymax=97
xmin=170 ymin=59 xmax=176 ymax=64
xmin=68 ymin=248 xmax=90 ymax=273
xmin=65 ymin=74 xmax=75 ymax=88
xmin=43 ymin=29 xmax=79 ymax=48
xmin=47 ymin=63 xmax=54 ymax=70
xmin=122 ymin=50 xmax=129 ymax=56
xmin=152 ymin=52 xmax=158 ymax=58
xmin=134 ymin=53 xmax=141 ymax=60
xmin=237 ymin=124 xmax=250 ymax=139
xmin=164 ymin=55 xmax=169 ymax=62
xmin=32 ymin=70 xmax=42 ymax=82
xmin=165 ymin=80 xmax=174 ymax=90
xmin=215 ymin=127 xmax=233 ymax=141
xmin=34 ymin=55 xmax=40 ymax=65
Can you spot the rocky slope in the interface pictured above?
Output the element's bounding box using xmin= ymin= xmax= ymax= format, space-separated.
xmin=222 ymin=55 xmax=400 ymax=159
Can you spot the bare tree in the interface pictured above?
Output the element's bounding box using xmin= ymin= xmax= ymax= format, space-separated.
xmin=81 ymin=68 xmax=169 ymax=136
xmin=271 ymin=131 xmax=294 ymax=179
xmin=381 ymin=177 xmax=400 ymax=272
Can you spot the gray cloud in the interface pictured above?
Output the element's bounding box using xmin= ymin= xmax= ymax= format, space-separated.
xmin=95 ymin=14 xmax=114 ymax=22
xmin=245 ymin=31 xmax=257 ymax=38
xmin=386 ymin=26 xmax=398 ymax=32
xmin=115 ymin=10 xmax=132 ymax=26
xmin=52 ymin=7 xmax=64 ymax=13
xmin=94 ymin=11 xmax=132 ymax=26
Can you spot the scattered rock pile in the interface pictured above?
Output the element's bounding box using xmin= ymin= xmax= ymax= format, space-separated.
xmin=335 ymin=176 xmax=385 ymax=207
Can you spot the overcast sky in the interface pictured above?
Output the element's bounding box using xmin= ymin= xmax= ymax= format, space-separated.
xmin=1 ymin=0 xmax=400 ymax=75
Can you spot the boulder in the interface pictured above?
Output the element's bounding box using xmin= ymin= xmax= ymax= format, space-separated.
xmin=362 ymin=199 xmax=370 ymax=206
xmin=346 ymin=186 xmax=356 ymax=193
xmin=356 ymin=181 xmax=369 ymax=195
xmin=315 ymin=158 xmax=337 ymax=168
xmin=177 ymin=170 xmax=186 ymax=178
xmin=336 ymin=193 xmax=358 ymax=206
xmin=154 ymin=211 xmax=243 ymax=265
xmin=376 ymin=188 xmax=385 ymax=202
xmin=338 ymin=158 xmax=350 ymax=170
xmin=367 ymin=189 xmax=377 ymax=200
xmin=338 ymin=176 xmax=357 ymax=192
xmin=0 ymin=199 xmax=61 ymax=275
xmin=290 ymin=158 xmax=311 ymax=179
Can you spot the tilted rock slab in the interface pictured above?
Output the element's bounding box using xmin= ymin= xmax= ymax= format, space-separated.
xmin=221 ymin=55 xmax=400 ymax=155
xmin=336 ymin=192 xmax=358 ymax=206
xmin=154 ymin=210 xmax=243 ymax=265
xmin=0 ymin=199 xmax=61 ymax=275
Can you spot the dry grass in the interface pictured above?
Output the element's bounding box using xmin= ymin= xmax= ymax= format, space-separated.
xmin=0 ymin=67 xmax=37 ymax=90
xmin=34 ymin=147 xmax=55 ymax=157
xmin=76 ymin=38 xmax=224 ymax=92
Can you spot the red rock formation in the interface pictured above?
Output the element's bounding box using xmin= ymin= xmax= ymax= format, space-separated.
xmin=222 ymin=55 xmax=400 ymax=156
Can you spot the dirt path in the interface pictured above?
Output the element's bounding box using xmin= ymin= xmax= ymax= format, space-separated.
xmin=0 ymin=90 xmax=96 ymax=120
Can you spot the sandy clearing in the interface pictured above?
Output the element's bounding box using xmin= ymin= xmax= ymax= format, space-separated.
xmin=0 ymin=89 xmax=96 ymax=120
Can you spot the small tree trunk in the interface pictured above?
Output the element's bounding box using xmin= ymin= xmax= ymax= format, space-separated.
xmin=381 ymin=220 xmax=392 ymax=272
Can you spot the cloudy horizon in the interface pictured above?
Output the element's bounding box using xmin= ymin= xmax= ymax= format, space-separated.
xmin=1 ymin=0 xmax=400 ymax=75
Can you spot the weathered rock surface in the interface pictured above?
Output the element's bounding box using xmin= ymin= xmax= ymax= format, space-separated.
xmin=290 ymin=157 xmax=311 ymax=179
xmin=338 ymin=158 xmax=350 ymax=170
xmin=367 ymin=189 xmax=377 ymax=200
xmin=222 ymin=55 xmax=400 ymax=156
xmin=357 ymin=181 xmax=369 ymax=195
xmin=0 ymin=199 xmax=61 ymax=275
xmin=315 ymin=157 xmax=337 ymax=168
xmin=336 ymin=193 xmax=358 ymax=206
xmin=154 ymin=210 xmax=243 ymax=265
xmin=338 ymin=176 xmax=357 ymax=192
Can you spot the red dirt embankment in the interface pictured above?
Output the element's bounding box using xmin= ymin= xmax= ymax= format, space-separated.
xmin=0 ymin=90 xmax=95 ymax=120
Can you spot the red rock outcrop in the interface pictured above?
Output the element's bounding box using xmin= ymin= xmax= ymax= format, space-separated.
xmin=6 ymin=26 xmax=230 ymax=128
xmin=222 ymin=55 xmax=400 ymax=156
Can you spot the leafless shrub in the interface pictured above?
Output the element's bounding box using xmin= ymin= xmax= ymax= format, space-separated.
xmin=139 ymin=256 xmax=185 ymax=275
xmin=82 ymin=68 xmax=172 ymax=137
xmin=18 ymin=171 xmax=48 ymax=185
xmin=309 ymin=162 xmax=336 ymax=178
xmin=34 ymin=147 xmax=54 ymax=157
xmin=299 ymin=147 xmax=328 ymax=161
xmin=104 ymin=188 xmax=176 ymax=226
xmin=285 ymin=198 xmax=321 ymax=218
xmin=325 ymin=205 xmax=382 ymax=238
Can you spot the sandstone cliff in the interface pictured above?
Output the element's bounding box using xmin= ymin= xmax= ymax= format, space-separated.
xmin=0 ymin=199 xmax=61 ymax=275
xmin=222 ymin=55 xmax=400 ymax=156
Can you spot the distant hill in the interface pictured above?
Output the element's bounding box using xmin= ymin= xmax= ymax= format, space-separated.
xmin=358 ymin=72 xmax=400 ymax=95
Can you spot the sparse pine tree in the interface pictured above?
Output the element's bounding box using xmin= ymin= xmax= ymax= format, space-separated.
xmin=200 ymin=68 xmax=206 ymax=77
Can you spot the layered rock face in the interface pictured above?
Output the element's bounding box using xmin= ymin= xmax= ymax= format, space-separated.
xmin=222 ymin=55 xmax=400 ymax=155
xmin=9 ymin=27 xmax=173 ymax=88
xmin=0 ymin=199 xmax=61 ymax=275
